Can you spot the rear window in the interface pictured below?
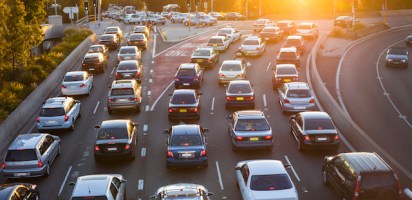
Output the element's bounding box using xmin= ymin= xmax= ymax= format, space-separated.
xmin=250 ymin=174 xmax=293 ymax=191
xmin=119 ymin=48 xmax=136 ymax=54
xmin=40 ymin=108 xmax=65 ymax=116
xmin=171 ymin=93 xmax=196 ymax=104
xmin=298 ymin=24 xmax=312 ymax=30
xmin=6 ymin=149 xmax=37 ymax=161
xmin=218 ymin=29 xmax=231 ymax=35
xmin=228 ymin=84 xmax=252 ymax=93
xmin=277 ymin=67 xmax=297 ymax=75
xmin=256 ymin=19 xmax=267 ymax=24
xmin=279 ymin=52 xmax=297 ymax=59
xmin=105 ymin=28 xmax=118 ymax=32
xmin=287 ymin=89 xmax=311 ymax=98
xmin=100 ymin=35 xmax=114 ymax=40
xmin=388 ymin=48 xmax=407 ymax=55
xmin=277 ymin=22 xmax=288 ymax=28
xmin=243 ymin=40 xmax=259 ymax=45
xmin=177 ymin=68 xmax=196 ymax=76
xmin=304 ymin=119 xmax=335 ymax=130
xmin=285 ymin=39 xmax=302 ymax=46
xmin=221 ymin=64 xmax=241 ymax=71
xmin=208 ymin=38 xmax=223 ymax=44
xmin=361 ymin=173 xmax=397 ymax=191
xmin=110 ymin=88 xmax=134 ymax=96
xmin=262 ymin=28 xmax=276 ymax=32
xmin=235 ymin=118 xmax=270 ymax=131
xmin=89 ymin=46 xmax=104 ymax=53
xmin=129 ymin=34 xmax=144 ymax=40
xmin=133 ymin=27 xmax=145 ymax=32
xmin=71 ymin=197 xmax=108 ymax=200
xmin=84 ymin=57 xmax=100 ymax=63
xmin=118 ymin=63 xmax=138 ymax=70
xmin=64 ymin=74 xmax=84 ymax=82
xmin=193 ymin=50 xmax=210 ymax=56
xmin=171 ymin=135 xmax=202 ymax=146
xmin=97 ymin=127 xmax=128 ymax=139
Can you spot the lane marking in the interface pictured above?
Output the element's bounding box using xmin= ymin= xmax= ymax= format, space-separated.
xmin=149 ymin=78 xmax=153 ymax=83
xmin=284 ymin=155 xmax=300 ymax=182
xmin=143 ymin=124 xmax=148 ymax=132
xmin=147 ymin=91 xmax=151 ymax=96
xmin=27 ymin=123 xmax=36 ymax=134
xmin=210 ymin=97 xmax=215 ymax=113
xmin=138 ymin=179 xmax=144 ymax=191
xmin=154 ymin=26 xmax=157 ymax=33
xmin=58 ymin=166 xmax=72 ymax=197
xmin=141 ymin=147 xmax=146 ymax=157
xmin=216 ymin=161 xmax=224 ymax=190
xmin=152 ymin=34 xmax=157 ymax=59
xmin=263 ymin=94 xmax=267 ymax=108
xmin=151 ymin=81 xmax=174 ymax=111
xmin=93 ymin=101 xmax=100 ymax=115
xmin=266 ymin=61 xmax=272 ymax=71
xmin=145 ymin=105 xmax=150 ymax=112
xmin=111 ymin=67 xmax=115 ymax=75
xmin=150 ymin=69 xmax=153 ymax=74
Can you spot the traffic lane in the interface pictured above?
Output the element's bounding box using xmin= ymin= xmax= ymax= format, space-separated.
xmin=339 ymin=29 xmax=412 ymax=185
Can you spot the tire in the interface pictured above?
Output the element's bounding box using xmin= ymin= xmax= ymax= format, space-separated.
xmin=44 ymin=163 xmax=50 ymax=176
xmin=108 ymin=109 xmax=113 ymax=115
xmin=135 ymin=105 xmax=141 ymax=113
xmin=297 ymin=138 xmax=304 ymax=151
xmin=171 ymin=19 xmax=175 ymax=23
xmin=162 ymin=22 xmax=165 ymax=25
xmin=129 ymin=151 xmax=136 ymax=160
xmin=69 ymin=122 xmax=75 ymax=131
xmin=322 ymin=169 xmax=329 ymax=185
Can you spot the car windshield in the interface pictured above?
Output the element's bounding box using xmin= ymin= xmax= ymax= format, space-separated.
xmin=129 ymin=34 xmax=144 ymax=40
xmin=361 ymin=173 xmax=397 ymax=190
xmin=250 ymin=174 xmax=293 ymax=191
xmin=277 ymin=22 xmax=288 ymax=28
xmin=171 ymin=93 xmax=196 ymax=104
xmin=89 ymin=46 xmax=103 ymax=53
xmin=221 ymin=63 xmax=241 ymax=71
xmin=110 ymin=88 xmax=134 ymax=96
xmin=119 ymin=48 xmax=136 ymax=54
xmin=193 ymin=50 xmax=210 ymax=56
xmin=235 ymin=118 xmax=270 ymax=131
xmin=218 ymin=29 xmax=231 ymax=35
xmin=208 ymin=38 xmax=223 ymax=43
xmin=134 ymin=27 xmax=145 ymax=32
xmin=40 ymin=108 xmax=65 ymax=116
xmin=64 ymin=74 xmax=84 ymax=82
xmin=171 ymin=135 xmax=202 ymax=146
xmin=279 ymin=52 xmax=297 ymax=59
xmin=287 ymin=89 xmax=311 ymax=98
xmin=177 ymin=69 xmax=196 ymax=76
xmin=285 ymin=39 xmax=301 ymax=46
xmin=262 ymin=28 xmax=276 ymax=32
xmin=228 ymin=84 xmax=252 ymax=93
xmin=5 ymin=149 xmax=37 ymax=161
xmin=118 ymin=63 xmax=138 ymax=70
xmin=105 ymin=28 xmax=118 ymax=32
xmin=305 ymin=119 xmax=335 ymax=130
xmin=243 ymin=40 xmax=259 ymax=45
xmin=256 ymin=19 xmax=267 ymax=24
xmin=298 ymin=24 xmax=311 ymax=29
xmin=97 ymin=127 xmax=128 ymax=139
xmin=100 ymin=35 xmax=114 ymax=40
xmin=277 ymin=67 xmax=296 ymax=75
xmin=388 ymin=48 xmax=407 ymax=55
xmin=71 ymin=197 xmax=108 ymax=200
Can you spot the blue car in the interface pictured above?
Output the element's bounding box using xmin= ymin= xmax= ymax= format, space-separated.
xmin=174 ymin=63 xmax=204 ymax=89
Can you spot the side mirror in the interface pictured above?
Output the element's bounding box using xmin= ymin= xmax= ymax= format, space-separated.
xmin=95 ymin=125 xmax=101 ymax=129
xmin=132 ymin=122 xmax=139 ymax=127
xmin=235 ymin=166 xmax=241 ymax=170
xmin=289 ymin=115 xmax=296 ymax=120
xmin=284 ymin=164 xmax=291 ymax=169
xmin=202 ymin=127 xmax=209 ymax=132
xmin=197 ymin=92 xmax=203 ymax=95
xmin=122 ymin=179 xmax=127 ymax=183
xmin=164 ymin=129 xmax=170 ymax=134
xmin=207 ymin=192 xmax=214 ymax=196
xmin=69 ymin=182 xmax=75 ymax=186
xmin=75 ymin=100 xmax=81 ymax=104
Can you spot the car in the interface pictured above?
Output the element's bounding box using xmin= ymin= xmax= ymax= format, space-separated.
xmin=174 ymin=63 xmax=204 ymax=89
xmin=127 ymin=33 xmax=148 ymax=49
xmin=123 ymin=13 xmax=143 ymax=24
xmin=88 ymin=44 xmax=109 ymax=60
xmin=183 ymin=15 xmax=217 ymax=26
xmin=235 ymin=160 xmax=298 ymax=200
xmin=107 ymin=79 xmax=142 ymax=114
xmin=81 ymin=52 xmax=108 ymax=73
xmin=69 ymin=174 xmax=127 ymax=200
xmin=117 ymin=46 xmax=141 ymax=64
xmin=240 ymin=36 xmax=266 ymax=56
xmin=99 ymin=34 xmax=120 ymax=50
xmin=0 ymin=183 xmax=40 ymax=199
xmin=225 ymin=12 xmax=246 ymax=21
xmin=276 ymin=47 xmax=301 ymax=68
xmin=151 ymin=183 xmax=214 ymax=199
xmin=164 ymin=124 xmax=209 ymax=168
xmin=104 ymin=26 xmax=123 ymax=40
xmin=225 ymin=80 xmax=255 ymax=109
xmin=161 ymin=11 xmax=169 ymax=18
xmin=2 ymin=133 xmax=61 ymax=178
xmin=272 ymin=64 xmax=299 ymax=88
xmin=259 ymin=26 xmax=284 ymax=42
xmin=278 ymin=82 xmax=316 ymax=112
xmin=206 ymin=36 xmax=230 ymax=52
xmin=277 ymin=20 xmax=298 ymax=35
xmin=322 ymin=152 xmax=402 ymax=200
xmin=190 ymin=47 xmax=219 ymax=68
xmin=385 ymin=47 xmax=408 ymax=67
xmin=170 ymin=13 xmax=188 ymax=23
xmin=208 ymin=12 xmax=224 ymax=20
xmin=142 ymin=14 xmax=167 ymax=25
xmin=289 ymin=111 xmax=340 ymax=151
xmin=253 ymin=19 xmax=273 ymax=32
xmin=283 ymin=35 xmax=306 ymax=55
xmin=218 ymin=60 xmax=247 ymax=84
xmin=216 ymin=27 xmax=241 ymax=43
xmin=94 ymin=120 xmax=138 ymax=161
xmin=296 ymin=22 xmax=319 ymax=39
xmin=61 ymin=71 xmax=93 ymax=96
xmin=36 ymin=97 xmax=81 ymax=131
xmin=334 ymin=16 xmax=353 ymax=28
xmin=168 ymin=89 xmax=201 ymax=120
xmin=115 ymin=60 xmax=143 ymax=83
xmin=405 ymin=34 xmax=412 ymax=46
xmin=132 ymin=25 xmax=150 ymax=37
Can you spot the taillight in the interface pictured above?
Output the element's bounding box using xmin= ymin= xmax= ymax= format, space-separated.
xmin=94 ymin=145 xmax=100 ymax=151
xmin=108 ymin=98 xmax=114 ymax=102
xmin=115 ymin=72 xmax=120 ymax=79
xmin=124 ymin=144 xmax=131 ymax=150
xmin=284 ymin=99 xmax=290 ymax=104
xmin=309 ymin=99 xmax=315 ymax=103
xmin=168 ymin=108 xmax=173 ymax=113
xmin=36 ymin=117 xmax=40 ymax=123
xmin=265 ymin=136 xmax=272 ymax=140
xmin=82 ymin=63 xmax=86 ymax=66
xmin=167 ymin=151 xmax=173 ymax=157
xmin=245 ymin=96 xmax=254 ymax=100
xmin=334 ymin=135 xmax=340 ymax=141
xmin=226 ymin=96 xmax=232 ymax=101
xmin=38 ymin=159 xmax=43 ymax=168
xmin=64 ymin=115 xmax=69 ymax=122
xmin=174 ymin=78 xmax=179 ymax=82
xmin=236 ymin=136 xmax=243 ymax=141
xmin=129 ymin=97 xmax=138 ymax=101
xmin=136 ymin=71 xmax=141 ymax=77
xmin=200 ymin=150 xmax=207 ymax=156
xmin=192 ymin=108 xmax=198 ymax=112
xmin=394 ymin=174 xmax=402 ymax=195
xmin=219 ymin=74 xmax=225 ymax=77
xmin=1 ymin=163 xmax=5 ymax=169
xmin=80 ymin=84 xmax=86 ymax=88
xmin=354 ymin=176 xmax=361 ymax=199
xmin=194 ymin=76 xmax=199 ymax=81
xmin=304 ymin=135 xmax=310 ymax=141
xmin=61 ymin=85 xmax=67 ymax=88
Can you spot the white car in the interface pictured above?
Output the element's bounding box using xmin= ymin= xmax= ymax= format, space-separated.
xmin=123 ymin=14 xmax=143 ymax=24
xmin=218 ymin=60 xmax=247 ymax=84
xmin=240 ymin=36 xmax=266 ymax=56
xmin=217 ymin=27 xmax=241 ymax=43
xmin=235 ymin=160 xmax=299 ymax=200
xmin=170 ymin=13 xmax=188 ymax=23
xmin=206 ymin=36 xmax=230 ymax=52
xmin=61 ymin=71 xmax=93 ymax=96
xmin=296 ymin=22 xmax=319 ymax=39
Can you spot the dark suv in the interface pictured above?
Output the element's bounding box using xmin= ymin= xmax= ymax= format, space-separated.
xmin=81 ymin=53 xmax=108 ymax=73
xmin=322 ymin=152 xmax=402 ymax=200
xmin=174 ymin=63 xmax=204 ymax=89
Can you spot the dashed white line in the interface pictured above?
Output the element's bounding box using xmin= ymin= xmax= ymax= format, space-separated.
xmin=216 ymin=161 xmax=224 ymax=190
xmin=152 ymin=34 xmax=157 ymax=59
xmin=211 ymin=97 xmax=215 ymax=112
xmin=284 ymin=155 xmax=300 ymax=182
xmin=149 ymin=78 xmax=153 ymax=83
xmin=93 ymin=101 xmax=100 ymax=115
xmin=150 ymin=69 xmax=153 ymax=74
xmin=263 ymin=94 xmax=267 ymax=108
xmin=147 ymin=91 xmax=151 ymax=96
xmin=145 ymin=105 xmax=150 ymax=112
xmin=138 ymin=179 xmax=144 ymax=191
xmin=141 ymin=147 xmax=146 ymax=157
xmin=143 ymin=124 xmax=148 ymax=132
xmin=266 ymin=61 xmax=272 ymax=71
xmin=111 ymin=67 xmax=115 ymax=75
xmin=154 ymin=26 xmax=157 ymax=33
xmin=58 ymin=165 xmax=72 ymax=197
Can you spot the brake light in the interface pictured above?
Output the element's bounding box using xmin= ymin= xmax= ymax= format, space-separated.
xmin=38 ymin=159 xmax=43 ymax=168
xmin=265 ymin=136 xmax=272 ymax=140
xmin=1 ymin=163 xmax=5 ymax=169
xmin=94 ymin=145 xmax=100 ymax=151
xmin=129 ymin=98 xmax=138 ymax=101
xmin=124 ymin=144 xmax=131 ymax=150
xmin=136 ymin=71 xmax=141 ymax=77
xmin=276 ymin=78 xmax=281 ymax=81
xmin=64 ymin=115 xmax=69 ymax=122
xmin=354 ymin=176 xmax=361 ymax=199
xmin=284 ymin=99 xmax=290 ymax=104
xmin=80 ymin=84 xmax=86 ymax=88
xmin=334 ymin=135 xmax=340 ymax=141
xmin=226 ymin=96 xmax=232 ymax=101
xmin=36 ymin=117 xmax=40 ymax=123
xmin=82 ymin=63 xmax=86 ymax=66
xmin=219 ymin=74 xmax=225 ymax=77
xmin=115 ymin=72 xmax=120 ymax=79
xmin=245 ymin=96 xmax=254 ymax=100
xmin=194 ymin=76 xmax=199 ymax=81
xmin=236 ymin=136 xmax=243 ymax=141
xmin=394 ymin=174 xmax=402 ymax=195
xmin=108 ymin=98 xmax=114 ymax=102
xmin=304 ymin=135 xmax=310 ymax=141
xmin=310 ymin=99 xmax=315 ymax=103
xmin=61 ymin=85 xmax=67 ymax=88
xmin=174 ymin=78 xmax=179 ymax=82
xmin=167 ymin=151 xmax=173 ymax=157
xmin=256 ymin=47 xmax=260 ymax=50
xmin=200 ymin=150 xmax=207 ymax=156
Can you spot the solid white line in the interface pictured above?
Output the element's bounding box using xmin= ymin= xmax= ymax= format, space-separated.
xmin=58 ymin=166 xmax=72 ymax=197
xmin=145 ymin=105 xmax=150 ymax=112
xmin=263 ymin=94 xmax=267 ymax=108
xmin=27 ymin=123 xmax=36 ymax=134
xmin=150 ymin=81 xmax=174 ymax=111
xmin=141 ymin=147 xmax=146 ymax=157
xmin=152 ymin=34 xmax=157 ymax=59
xmin=147 ymin=91 xmax=151 ymax=96
xmin=150 ymin=69 xmax=153 ymax=74
xmin=284 ymin=155 xmax=300 ymax=182
xmin=211 ymin=97 xmax=215 ymax=111
xmin=154 ymin=26 xmax=157 ymax=33
xmin=266 ymin=62 xmax=272 ymax=71
xmin=93 ymin=101 xmax=100 ymax=115
xmin=216 ymin=161 xmax=224 ymax=190
xmin=143 ymin=124 xmax=148 ymax=132
xmin=111 ymin=67 xmax=115 ymax=75
xmin=138 ymin=179 xmax=144 ymax=191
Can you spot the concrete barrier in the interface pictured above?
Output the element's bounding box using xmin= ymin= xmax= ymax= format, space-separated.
xmin=404 ymin=188 xmax=412 ymax=200
xmin=0 ymin=33 xmax=96 ymax=154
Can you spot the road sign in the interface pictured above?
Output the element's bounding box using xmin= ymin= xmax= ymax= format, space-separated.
xmin=63 ymin=7 xmax=79 ymax=14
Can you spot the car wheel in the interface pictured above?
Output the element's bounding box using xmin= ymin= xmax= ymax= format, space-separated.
xmin=130 ymin=151 xmax=136 ymax=160
xmin=69 ymin=122 xmax=75 ymax=131
xmin=232 ymin=145 xmax=238 ymax=151
xmin=108 ymin=109 xmax=113 ymax=115
xmin=297 ymin=138 xmax=304 ymax=151
xmin=322 ymin=169 xmax=329 ymax=185
xmin=135 ymin=105 xmax=141 ymax=113
xmin=162 ymin=22 xmax=165 ymax=25
xmin=45 ymin=163 xmax=50 ymax=176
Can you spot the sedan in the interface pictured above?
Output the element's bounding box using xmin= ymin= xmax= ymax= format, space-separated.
xmin=260 ymin=26 xmax=284 ymax=43
xmin=61 ymin=71 xmax=93 ymax=96
xmin=278 ymin=82 xmax=316 ymax=113
xmin=174 ymin=63 xmax=204 ymax=89
xmin=164 ymin=124 xmax=209 ymax=169
xmin=289 ymin=111 xmax=340 ymax=151
xmin=115 ymin=60 xmax=143 ymax=83
xmin=190 ymin=47 xmax=219 ymax=68
xmin=127 ymin=33 xmax=148 ymax=50
xmin=235 ymin=160 xmax=299 ymax=200
xmin=98 ymin=34 xmax=120 ymax=50
xmin=385 ymin=46 xmax=408 ymax=67
xmin=218 ymin=60 xmax=246 ymax=84
xmin=88 ymin=44 xmax=109 ymax=60
xmin=132 ymin=25 xmax=150 ymax=37
xmin=94 ymin=120 xmax=138 ymax=161
xmin=240 ymin=36 xmax=265 ymax=56
xmin=272 ymin=64 xmax=299 ymax=88
xmin=117 ymin=46 xmax=141 ymax=63
xmin=225 ymin=80 xmax=255 ymax=109
xmin=168 ymin=89 xmax=201 ymax=120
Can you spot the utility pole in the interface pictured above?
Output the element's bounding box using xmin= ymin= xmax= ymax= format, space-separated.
xmin=211 ymin=0 xmax=213 ymax=12
xmin=383 ymin=0 xmax=388 ymax=24
xmin=54 ymin=0 xmax=58 ymax=15
xmin=97 ymin=0 xmax=101 ymax=27
xmin=259 ymin=0 xmax=261 ymax=17
xmin=352 ymin=0 xmax=355 ymax=30
xmin=246 ymin=0 xmax=248 ymax=20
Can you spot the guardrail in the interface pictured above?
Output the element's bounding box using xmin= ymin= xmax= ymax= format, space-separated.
xmin=76 ymin=15 xmax=96 ymax=25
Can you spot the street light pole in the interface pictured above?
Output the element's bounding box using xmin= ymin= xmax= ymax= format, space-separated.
xmin=54 ymin=0 xmax=57 ymax=15
xmin=246 ymin=0 xmax=248 ymax=20
xmin=259 ymin=0 xmax=261 ymax=17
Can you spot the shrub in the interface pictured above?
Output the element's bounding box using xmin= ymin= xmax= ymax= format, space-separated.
xmin=353 ymin=22 xmax=367 ymax=31
xmin=330 ymin=27 xmax=346 ymax=38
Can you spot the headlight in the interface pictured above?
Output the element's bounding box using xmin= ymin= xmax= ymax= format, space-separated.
xmin=401 ymin=60 xmax=407 ymax=63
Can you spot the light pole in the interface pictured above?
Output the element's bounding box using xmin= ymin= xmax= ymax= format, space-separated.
xmin=333 ymin=0 xmax=336 ymax=17
xmin=259 ymin=0 xmax=261 ymax=17
xmin=211 ymin=0 xmax=213 ymax=12
xmin=246 ymin=0 xmax=248 ymax=20
xmin=54 ymin=0 xmax=58 ymax=15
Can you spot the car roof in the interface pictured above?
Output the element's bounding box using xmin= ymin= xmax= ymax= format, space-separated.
xmin=101 ymin=34 xmax=116 ymax=38
xmin=235 ymin=110 xmax=265 ymax=119
xmin=130 ymin=33 xmax=146 ymax=37
xmin=118 ymin=60 xmax=139 ymax=66
xmin=173 ymin=89 xmax=196 ymax=95
xmin=84 ymin=53 xmax=103 ymax=58
xmin=229 ymin=80 xmax=250 ymax=86
xmin=111 ymin=80 xmax=137 ymax=89
xmin=171 ymin=125 xmax=200 ymax=135
xmin=157 ymin=183 xmax=205 ymax=198
xmin=299 ymin=22 xmax=315 ymax=26
xmin=278 ymin=20 xmax=293 ymax=23
xmin=119 ymin=46 xmax=137 ymax=50
xmin=72 ymin=175 xmax=121 ymax=197
xmin=65 ymin=71 xmax=86 ymax=76
xmin=248 ymin=160 xmax=287 ymax=175
xmin=299 ymin=111 xmax=331 ymax=119
xmin=287 ymin=35 xmax=303 ymax=40
xmin=10 ymin=133 xmax=45 ymax=150
xmin=280 ymin=47 xmax=297 ymax=52
xmin=222 ymin=60 xmax=242 ymax=65
xmin=179 ymin=63 xmax=197 ymax=69
xmin=134 ymin=25 xmax=147 ymax=29
xmin=43 ymin=97 xmax=72 ymax=108
xmin=106 ymin=26 xmax=120 ymax=30
xmin=90 ymin=44 xmax=105 ymax=48
xmin=101 ymin=120 xmax=129 ymax=129
xmin=285 ymin=82 xmax=309 ymax=89
xmin=336 ymin=16 xmax=352 ymax=20
xmin=245 ymin=36 xmax=260 ymax=40
xmin=340 ymin=152 xmax=393 ymax=173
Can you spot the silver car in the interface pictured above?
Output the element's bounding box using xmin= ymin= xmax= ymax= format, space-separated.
xmin=278 ymin=82 xmax=316 ymax=113
xmin=107 ymin=79 xmax=142 ymax=114
xmin=61 ymin=71 xmax=93 ymax=96
xmin=240 ymin=35 xmax=266 ymax=56
xmin=70 ymin=174 xmax=127 ymax=200
xmin=218 ymin=60 xmax=246 ymax=84
xmin=151 ymin=183 xmax=214 ymax=199
xmin=2 ymin=133 xmax=61 ymax=178
xmin=117 ymin=46 xmax=141 ymax=63
xmin=36 ymin=97 xmax=81 ymax=131
xmin=228 ymin=110 xmax=273 ymax=150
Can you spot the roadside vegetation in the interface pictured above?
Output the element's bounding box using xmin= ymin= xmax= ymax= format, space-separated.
xmin=329 ymin=22 xmax=368 ymax=38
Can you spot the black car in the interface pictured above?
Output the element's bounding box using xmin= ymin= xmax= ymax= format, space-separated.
xmin=225 ymin=80 xmax=255 ymax=109
xmin=99 ymin=34 xmax=120 ymax=50
xmin=94 ymin=120 xmax=138 ymax=161
xmin=81 ymin=53 xmax=107 ymax=73
xmin=174 ymin=63 xmax=204 ymax=89
xmin=190 ymin=47 xmax=219 ymax=68
xmin=115 ymin=60 xmax=143 ymax=83
xmin=289 ymin=111 xmax=340 ymax=151
xmin=127 ymin=33 xmax=148 ymax=50
xmin=164 ymin=124 xmax=208 ymax=169
xmin=276 ymin=47 xmax=301 ymax=68
xmin=168 ymin=89 xmax=201 ymax=120
xmin=385 ymin=47 xmax=408 ymax=67
xmin=0 ymin=183 xmax=39 ymax=200
xmin=225 ymin=12 xmax=246 ymax=21
xmin=405 ymin=35 xmax=412 ymax=46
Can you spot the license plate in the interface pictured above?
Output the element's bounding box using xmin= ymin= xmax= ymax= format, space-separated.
xmin=249 ymin=137 xmax=259 ymax=141
xmin=180 ymin=109 xmax=187 ymax=112
xmin=197 ymin=59 xmax=203 ymax=62
xmin=14 ymin=173 xmax=29 ymax=177
xmin=183 ymin=83 xmax=190 ymax=86
xmin=393 ymin=62 xmax=399 ymax=64
xmin=181 ymin=153 xmax=193 ymax=158
xmin=236 ymin=97 xmax=244 ymax=100
xmin=118 ymin=99 xmax=128 ymax=102
xmin=89 ymin=68 xmax=95 ymax=71
xmin=294 ymin=106 xmax=306 ymax=110
xmin=105 ymin=42 xmax=110 ymax=44
xmin=70 ymin=86 xmax=77 ymax=88
xmin=284 ymin=79 xmax=291 ymax=82
xmin=134 ymin=42 xmax=139 ymax=44
xmin=316 ymin=137 xmax=328 ymax=142
xmin=107 ymin=147 xmax=117 ymax=151
xmin=124 ymin=74 xmax=131 ymax=77
xmin=247 ymin=51 xmax=252 ymax=53
xmin=124 ymin=57 xmax=131 ymax=59
xmin=213 ymin=44 xmax=218 ymax=47
xmin=46 ymin=120 xmax=57 ymax=125
xmin=265 ymin=38 xmax=269 ymax=40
